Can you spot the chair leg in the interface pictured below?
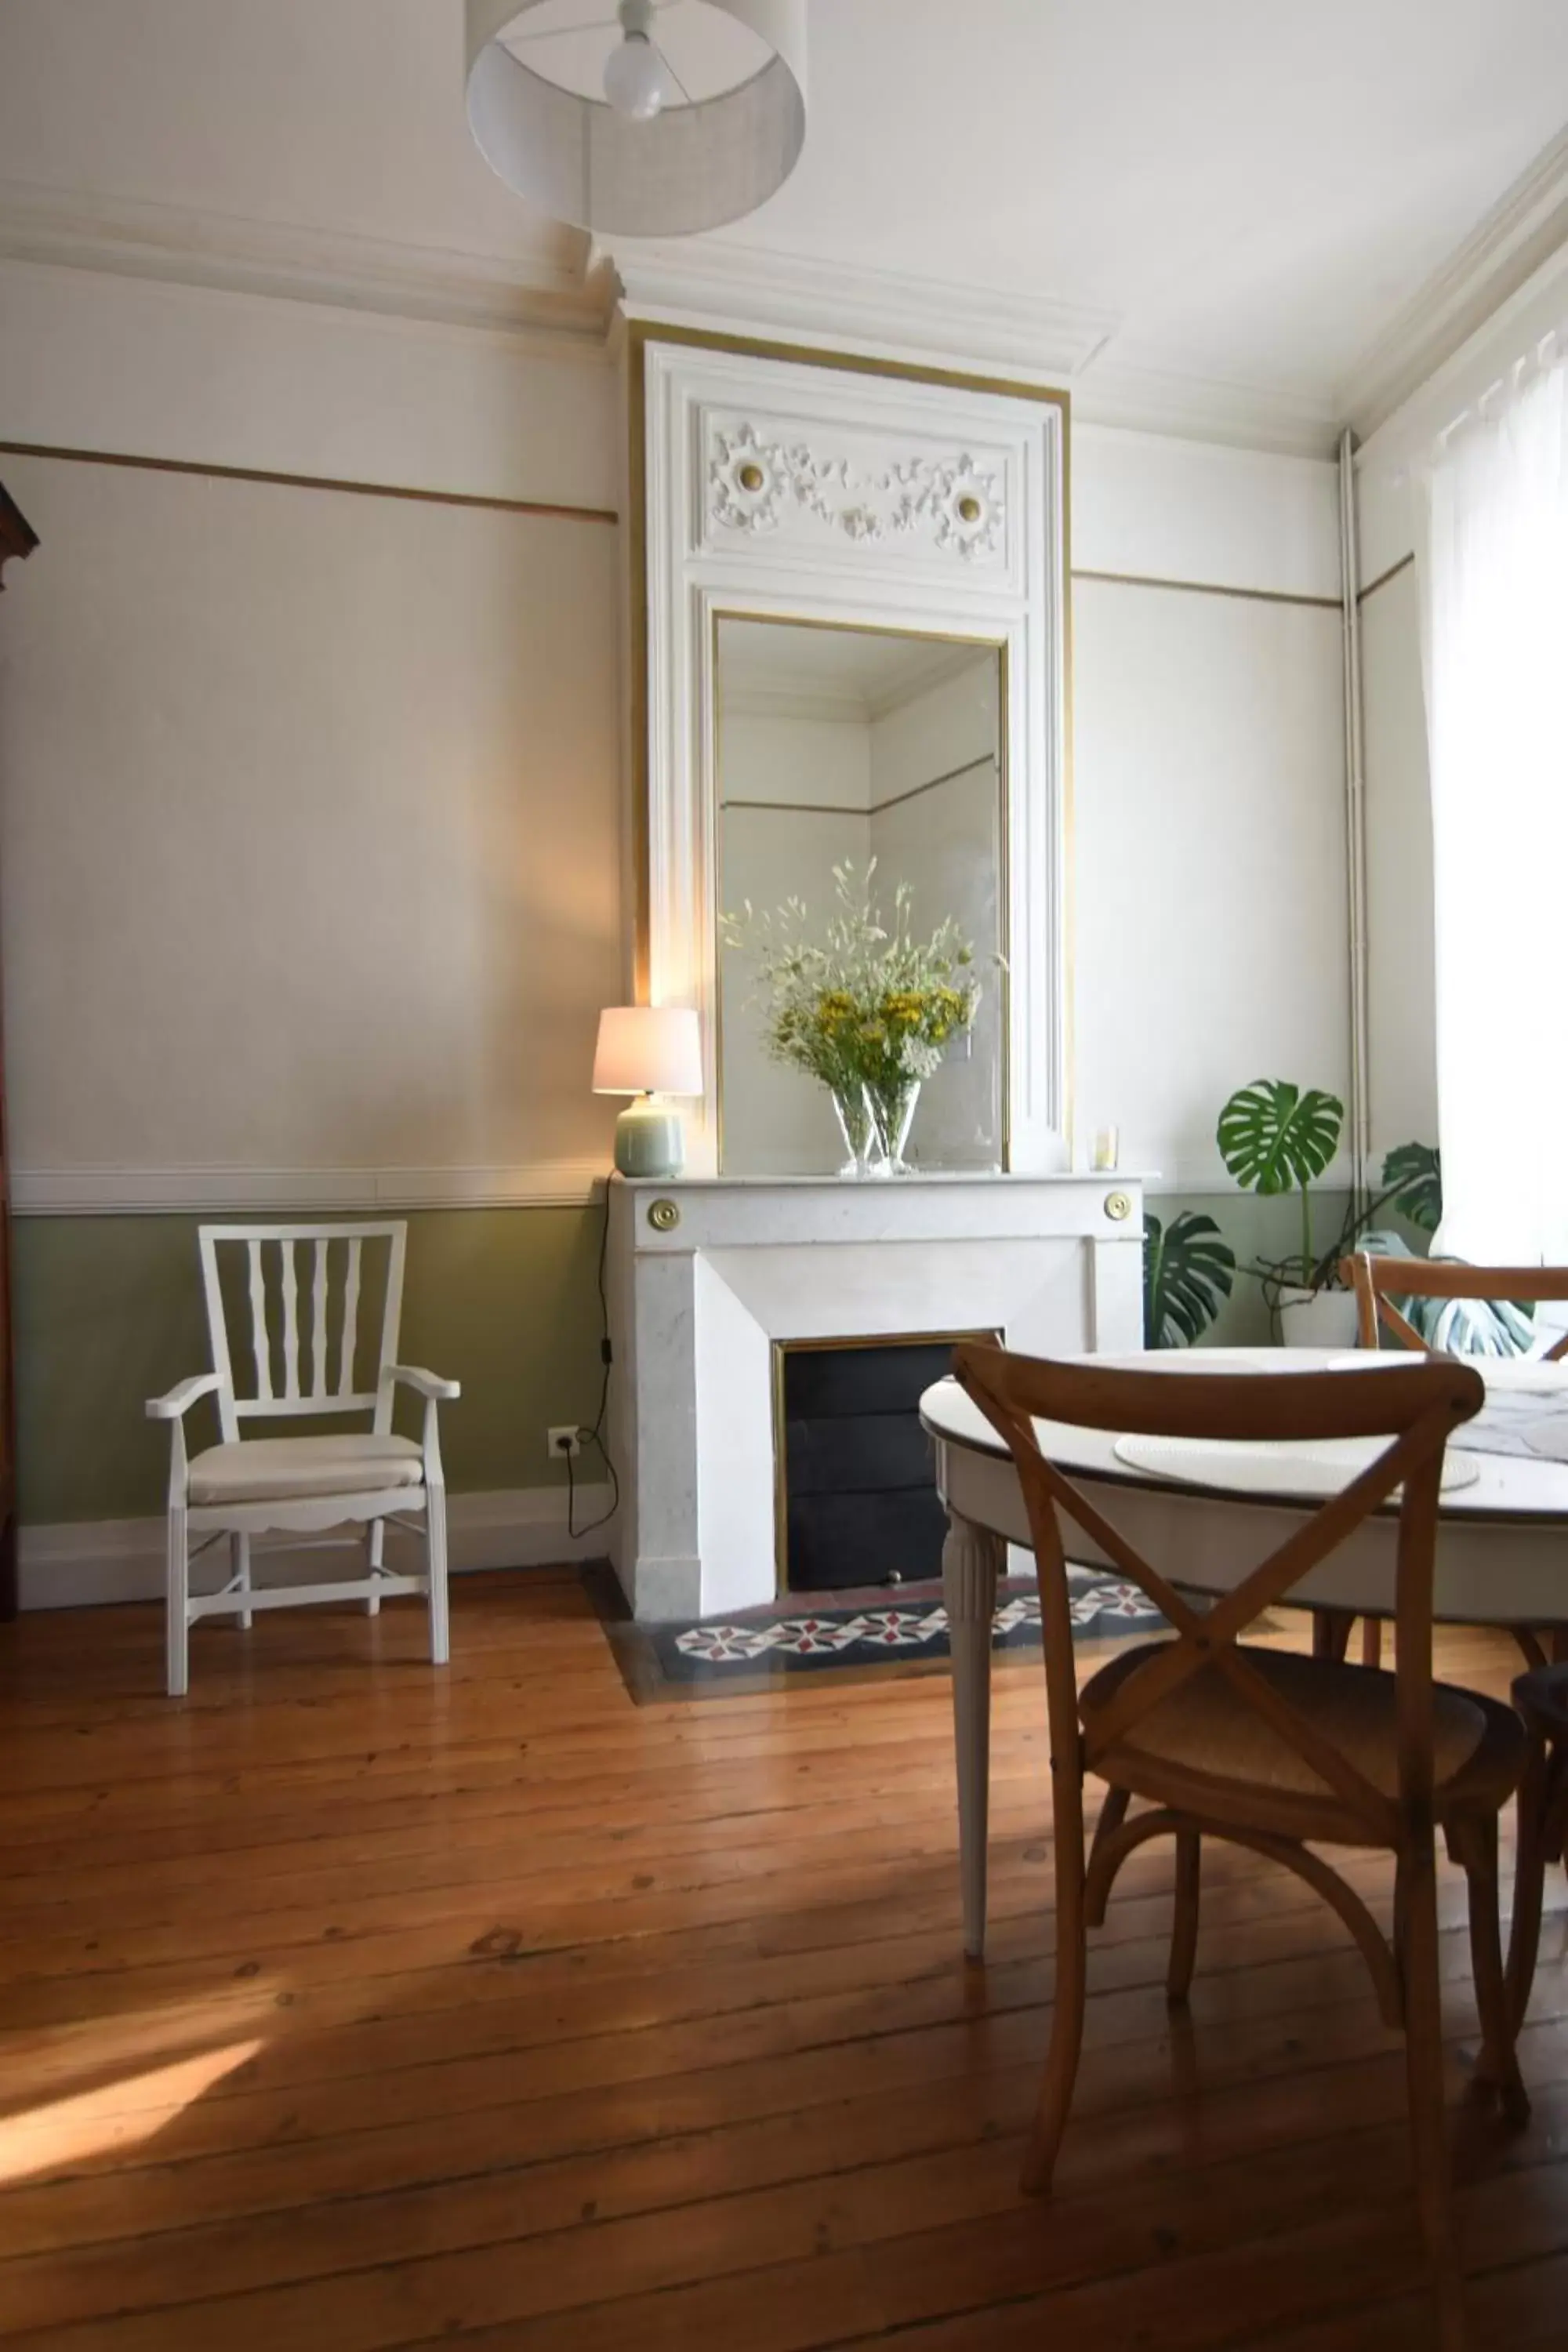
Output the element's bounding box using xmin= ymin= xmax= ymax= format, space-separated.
xmin=231 ymin=1532 xmax=252 ymax=1632
xmin=1508 ymin=1736 xmax=1567 ymax=2034
xmin=1313 ymin=1610 xmax=1354 ymax=1663
xmin=1167 ymin=1828 xmax=1201 ymax=2006
xmin=1360 ymin=1616 xmax=1382 ymax=1669
xmin=1452 ymin=1811 xmax=1530 ymax=2128
xmin=1399 ymin=1835 xmax=1468 ymax=2352
xmin=1022 ymin=1757 xmax=1089 ymax=2198
xmin=366 ymin=1519 xmax=384 ymax=1618
xmin=1083 ymin=1785 xmax=1131 ymax=1927
xmin=426 ymin=1490 xmax=450 ymax=1668
xmin=166 ymin=1507 xmax=190 ymax=1699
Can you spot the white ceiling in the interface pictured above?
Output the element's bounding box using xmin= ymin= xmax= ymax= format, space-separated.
xmin=719 ymin=617 xmax=990 ymax=721
xmin=1 ymin=0 xmax=1566 ymax=442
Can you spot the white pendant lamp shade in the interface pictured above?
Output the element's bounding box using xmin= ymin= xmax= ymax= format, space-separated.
xmin=465 ymin=0 xmax=808 ymax=236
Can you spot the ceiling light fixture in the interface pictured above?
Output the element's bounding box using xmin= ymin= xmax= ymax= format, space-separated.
xmin=602 ymin=0 xmax=665 ymax=122
xmin=465 ymin=0 xmax=808 ymax=237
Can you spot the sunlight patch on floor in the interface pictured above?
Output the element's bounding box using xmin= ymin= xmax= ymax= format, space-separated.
xmin=0 ymin=2038 xmax=264 ymax=2183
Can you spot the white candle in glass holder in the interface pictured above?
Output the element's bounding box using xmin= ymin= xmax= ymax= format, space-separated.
xmin=1091 ymin=1126 xmax=1120 ymax=1171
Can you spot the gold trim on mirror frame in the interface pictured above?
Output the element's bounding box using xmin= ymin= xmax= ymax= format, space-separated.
xmin=624 ymin=319 xmax=1073 ymax=1157
xmin=770 ymin=1327 xmax=1000 ymax=1602
xmin=710 ymin=610 xmax=1012 ymax=1178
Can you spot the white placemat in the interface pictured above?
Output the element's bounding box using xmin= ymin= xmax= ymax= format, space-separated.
xmin=1327 ymin=1352 xmax=1568 ymax=1397
xmin=1112 ymin=1433 xmax=1481 ymax=1498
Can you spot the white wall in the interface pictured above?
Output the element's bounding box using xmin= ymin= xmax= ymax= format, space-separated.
xmin=717 ymin=711 xmax=871 ymax=1175
xmin=0 ymin=262 xmax=1354 ymax=1214
xmin=0 ymin=261 xmax=622 ymax=1213
xmin=1070 ymin=424 xmax=1348 ymax=1188
xmin=869 ymin=662 xmax=1003 ymax=1171
xmin=0 ymin=451 xmax=622 ymax=1199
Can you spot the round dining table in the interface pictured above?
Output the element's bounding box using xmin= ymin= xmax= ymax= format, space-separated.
xmin=920 ymin=1345 xmax=1568 ymax=1960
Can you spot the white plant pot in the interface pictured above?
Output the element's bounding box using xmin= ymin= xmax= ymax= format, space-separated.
xmin=1276 ymin=1287 xmax=1360 ymax=1349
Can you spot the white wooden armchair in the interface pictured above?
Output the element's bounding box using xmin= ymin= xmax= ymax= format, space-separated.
xmin=147 ymin=1222 xmax=459 ymax=1696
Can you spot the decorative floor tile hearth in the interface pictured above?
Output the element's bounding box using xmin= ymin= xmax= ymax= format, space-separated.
xmin=649 ymin=1568 xmax=1163 ymax=1685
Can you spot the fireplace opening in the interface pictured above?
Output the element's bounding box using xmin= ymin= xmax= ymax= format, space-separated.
xmin=775 ymin=1334 xmax=989 ymax=1594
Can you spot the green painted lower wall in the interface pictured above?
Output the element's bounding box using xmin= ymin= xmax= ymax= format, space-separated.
xmin=11 ymin=1207 xmax=606 ymax=1524
xmin=1146 ymin=1189 xmax=1355 ymax=1347
xmin=10 ymin=1185 xmax=1357 ymax=1527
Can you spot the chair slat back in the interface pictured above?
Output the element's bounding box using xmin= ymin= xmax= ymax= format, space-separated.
xmin=1342 ymin=1251 xmax=1568 ymax=1359
xmin=952 ymin=1345 xmax=1483 ymax=1842
xmin=198 ymin=1223 xmax=408 ymax=1441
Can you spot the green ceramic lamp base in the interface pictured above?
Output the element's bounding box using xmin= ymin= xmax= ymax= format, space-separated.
xmin=614 ymin=1094 xmax=687 ymax=1179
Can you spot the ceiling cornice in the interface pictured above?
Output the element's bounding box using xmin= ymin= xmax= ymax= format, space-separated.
xmin=1069 ymin=346 xmax=1341 ymax=460
xmin=597 ymin=233 xmax=1343 ymax=458
xmin=597 ymin=233 xmax=1118 ymax=381
xmin=1340 ymin=125 xmax=1568 ymax=441
xmin=0 ymin=176 xmax=606 ymax=345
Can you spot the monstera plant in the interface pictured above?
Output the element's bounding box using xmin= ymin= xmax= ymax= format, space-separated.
xmin=1217 ymin=1079 xmax=1345 ymax=1305
xmin=1143 ymin=1210 xmax=1236 ymax=1348
xmin=1216 ymin=1080 xmax=1450 ymax=1344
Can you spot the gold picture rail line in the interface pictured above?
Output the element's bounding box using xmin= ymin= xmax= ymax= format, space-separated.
xmin=724 ymin=751 xmax=994 ymax=822
xmin=1072 ymin=566 xmax=1342 ymax=612
xmin=0 ymin=440 xmax=619 ymax=526
xmin=1356 ymin=550 xmax=1415 ymax=604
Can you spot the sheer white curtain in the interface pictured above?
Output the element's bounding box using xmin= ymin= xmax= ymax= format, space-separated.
xmin=1417 ymin=340 xmax=1568 ymax=1264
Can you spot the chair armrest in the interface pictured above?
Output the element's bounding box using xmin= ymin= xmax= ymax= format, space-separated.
xmin=146 ymin=1373 xmax=223 ymax=1421
xmin=388 ymin=1364 xmax=462 ymax=1403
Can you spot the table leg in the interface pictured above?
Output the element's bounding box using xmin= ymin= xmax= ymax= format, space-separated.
xmin=944 ymin=1511 xmax=1002 ymax=1961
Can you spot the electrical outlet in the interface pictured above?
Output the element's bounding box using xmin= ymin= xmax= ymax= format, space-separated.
xmin=547 ymin=1425 xmax=583 ymax=1460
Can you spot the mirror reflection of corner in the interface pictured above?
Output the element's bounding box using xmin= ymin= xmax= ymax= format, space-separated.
xmin=716 ymin=615 xmax=1005 ymax=1178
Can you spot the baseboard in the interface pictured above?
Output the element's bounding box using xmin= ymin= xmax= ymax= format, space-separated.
xmin=16 ymin=1485 xmax=616 ymax=1611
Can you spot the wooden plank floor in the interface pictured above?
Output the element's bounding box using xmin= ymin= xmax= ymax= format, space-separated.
xmin=1 ymin=1573 xmax=1566 ymax=2349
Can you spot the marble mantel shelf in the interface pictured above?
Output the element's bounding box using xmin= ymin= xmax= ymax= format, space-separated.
xmin=614 ymin=1171 xmax=1147 ymax=1189
xmin=605 ymin=1168 xmax=1146 ymax=1621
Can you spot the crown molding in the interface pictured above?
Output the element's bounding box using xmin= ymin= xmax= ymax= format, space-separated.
xmin=598 ymin=234 xmax=1342 ymax=458
xmin=0 ymin=176 xmax=608 ymax=345
xmin=1341 ymin=125 xmax=1568 ymax=441
xmin=1069 ymin=346 xmax=1341 ymax=460
xmin=597 ymin=232 xmax=1117 ymax=382
xmin=0 ymin=180 xmax=1349 ymax=456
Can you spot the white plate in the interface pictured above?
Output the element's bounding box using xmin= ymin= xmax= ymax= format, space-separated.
xmin=1112 ymin=1433 xmax=1481 ymax=1498
xmin=1327 ymin=1351 xmax=1568 ymax=1396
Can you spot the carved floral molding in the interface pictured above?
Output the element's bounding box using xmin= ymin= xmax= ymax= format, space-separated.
xmin=707 ymin=420 xmax=1004 ymax=561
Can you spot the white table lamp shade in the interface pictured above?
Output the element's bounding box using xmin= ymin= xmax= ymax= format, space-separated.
xmin=466 ymin=0 xmax=808 ymax=238
xmin=593 ymin=1006 xmax=703 ymax=1098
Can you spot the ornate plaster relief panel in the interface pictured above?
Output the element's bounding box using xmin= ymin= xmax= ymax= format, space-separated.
xmin=637 ymin=335 xmax=1069 ymax=1173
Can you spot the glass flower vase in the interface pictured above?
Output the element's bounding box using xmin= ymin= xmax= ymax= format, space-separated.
xmin=829 ymin=1083 xmax=879 ymax=1179
xmin=867 ymin=1078 xmax=922 ymax=1177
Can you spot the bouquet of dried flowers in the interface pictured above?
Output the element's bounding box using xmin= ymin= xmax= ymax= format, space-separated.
xmin=720 ymin=862 xmax=985 ymax=1171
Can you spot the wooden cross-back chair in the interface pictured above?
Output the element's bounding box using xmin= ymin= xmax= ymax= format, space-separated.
xmin=1344 ymin=1250 xmax=1568 ymax=1359
xmin=953 ymin=1341 xmax=1528 ymax=2352
xmin=1343 ymin=1250 xmax=1568 ymax=1674
xmin=147 ymin=1223 xmax=459 ymax=1697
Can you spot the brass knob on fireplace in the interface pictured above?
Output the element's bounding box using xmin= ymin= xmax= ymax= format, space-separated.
xmin=648 ymin=1197 xmax=681 ymax=1232
xmin=1104 ymin=1190 xmax=1133 ymax=1223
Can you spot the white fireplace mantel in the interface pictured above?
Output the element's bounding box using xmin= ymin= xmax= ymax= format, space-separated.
xmin=606 ymin=1169 xmax=1145 ymax=1621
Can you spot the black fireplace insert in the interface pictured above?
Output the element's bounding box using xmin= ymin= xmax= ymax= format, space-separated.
xmin=776 ymin=1334 xmax=989 ymax=1594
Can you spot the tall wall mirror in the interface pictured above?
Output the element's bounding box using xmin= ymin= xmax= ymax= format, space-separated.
xmin=637 ymin=334 xmax=1068 ymax=1174
xmin=717 ymin=616 xmax=1006 ymax=1176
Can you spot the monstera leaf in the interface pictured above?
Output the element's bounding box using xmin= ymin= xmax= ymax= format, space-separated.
xmin=1381 ymin=1142 xmax=1442 ymax=1234
xmin=1357 ymin=1230 xmax=1535 ymax=1357
xmin=1217 ymin=1080 xmax=1345 ymax=1196
xmin=1144 ymin=1211 xmax=1236 ymax=1349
